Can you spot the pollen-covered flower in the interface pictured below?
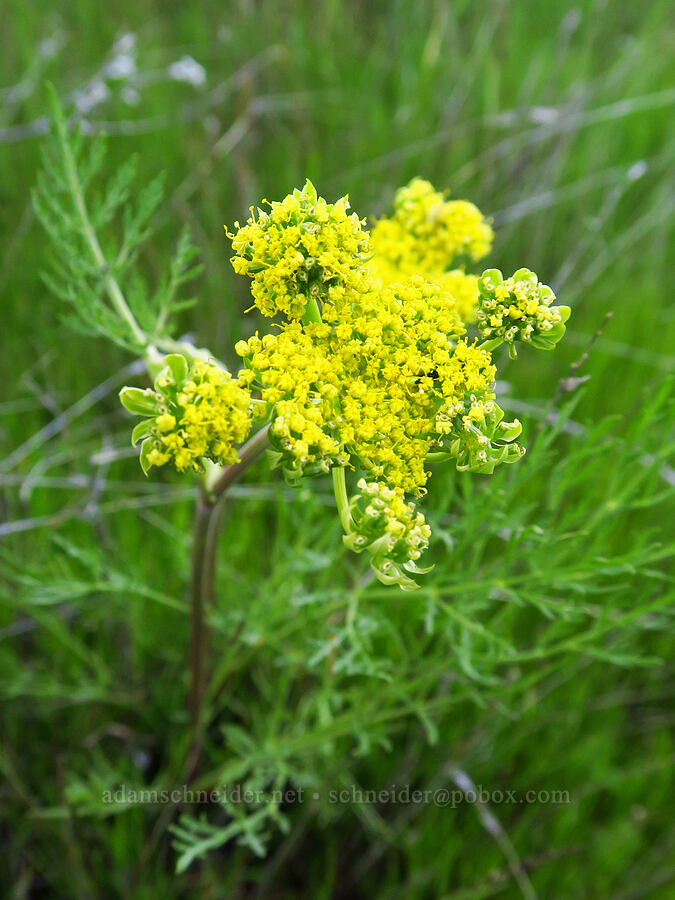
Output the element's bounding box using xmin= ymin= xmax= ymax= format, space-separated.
xmin=434 ymin=270 xmax=481 ymax=323
xmin=236 ymin=324 xmax=348 ymax=484
xmin=227 ymin=179 xmax=370 ymax=320
xmin=368 ymin=178 xmax=491 ymax=325
xmin=477 ymin=268 xmax=571 ymax=356
xmin=120 ymin=354 xmax=252 ymax=473
xmin=371 ymin=178 xmax=493 ymax=277
xmin=342 ymin=479 xmax=432 ymax=591
xmin=370 ymin=256 xmax=481 ymax=324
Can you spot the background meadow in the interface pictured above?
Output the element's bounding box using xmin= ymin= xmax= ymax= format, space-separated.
xmin=1 ymin=1 xmax=674 ymax=897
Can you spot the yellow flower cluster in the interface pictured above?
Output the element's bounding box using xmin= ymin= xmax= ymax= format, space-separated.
xmin=477 ymin=268 xmax=570 ymax=355
xmin=237 ymin=274 xmax=500 ymax=496
xmin=225 ymin=179 xmax=568 ymax=587
xmin=228 ymin=180 xmax=370 ymax=320
xmin=116 ymin=178 xmax=567 ymax=589
xmin=375 ymin=177 xmax=493 ymax=269
xmin=434 ymin=270 xmax=481 ymax=324
xmin=236 ymin=324 xmax=347 ymax=483
xmin=343 ymin=479 xmax=432 ymax=591
xmin=368 ymin=178 xmax=493 ymax=323
xmin=120 ymin=355 xmax=252 ymax=474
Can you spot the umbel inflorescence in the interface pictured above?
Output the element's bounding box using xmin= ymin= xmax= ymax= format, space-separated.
xmin=121 ymin=178 xmax=569 ymax=590
xmin=120 ymin=354 xmax=252 ymax=474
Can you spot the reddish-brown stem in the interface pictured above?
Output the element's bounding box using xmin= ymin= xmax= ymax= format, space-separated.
xmin=187 ymin=425 xmax=270 ymax=774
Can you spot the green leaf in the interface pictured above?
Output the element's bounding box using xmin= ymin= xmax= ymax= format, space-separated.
xmin=139 ymin=439 xmax=154 ymax=476
xmin=119 ymin=387 xmax=159 ymax=416
xmin=478 ymin=268 xmax=503 ymax=294
xmin=512 ymin=267 xmax=537 ymax=283
xmin=164 ymin=354 xmax=189 ymax=387
xmin=131 ymin=419 xmax=154 ymax=447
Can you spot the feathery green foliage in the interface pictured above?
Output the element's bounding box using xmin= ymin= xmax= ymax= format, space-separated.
xmin=33 ymin=86 xmax=200 ymax=351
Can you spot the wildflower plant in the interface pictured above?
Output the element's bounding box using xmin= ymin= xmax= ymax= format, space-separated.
xmin=10 ymin=13 xmax=674 ymax=891
xmin=35 ymin=85 xmax=569 ymax=594
xmin=34 ymin=91 xmax=570 ymax=778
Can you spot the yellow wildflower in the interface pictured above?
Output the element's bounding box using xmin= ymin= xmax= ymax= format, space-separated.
xmin=227 ymin=180 xmax=370 ymax=320
xmin=120 ymin=354 xmax=252 ymax=474
xmin=370 ymin=177 xmax=493 ymax=275
xmin=227 ymin=181 xmax=564 ymax=587
xmin=236 ymin=273 xmax=505 ymax=496
xmin=368 ymin=179 xmax=490 ymax=324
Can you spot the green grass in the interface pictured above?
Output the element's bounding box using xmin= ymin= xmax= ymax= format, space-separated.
xmin=1 ymin=1 xmax=674 ymax=897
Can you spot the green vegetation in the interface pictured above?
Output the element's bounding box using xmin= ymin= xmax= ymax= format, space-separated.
xmin=1 ymin=1 xmax=673 ymax=896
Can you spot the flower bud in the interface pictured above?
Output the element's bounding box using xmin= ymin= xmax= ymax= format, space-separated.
xmin=342 ymin=479 xmax=433 ymax=590
xmin=477 ymin=268 xmax=570 ymax=357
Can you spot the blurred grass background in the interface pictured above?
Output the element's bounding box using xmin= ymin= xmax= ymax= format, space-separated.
xmin=1 ymin=1 xmax=674 ymax=897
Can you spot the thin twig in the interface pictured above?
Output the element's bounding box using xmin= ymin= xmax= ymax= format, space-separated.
xmin=449 ymin=767 xmax=539 ymax=900
xmin=534 ymin=311 xmax=612 ymax=434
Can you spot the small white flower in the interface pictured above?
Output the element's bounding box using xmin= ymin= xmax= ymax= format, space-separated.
xmin=169 ymin=56 xmax=207 ymax=87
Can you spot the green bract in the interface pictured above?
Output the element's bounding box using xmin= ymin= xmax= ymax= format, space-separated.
xmin=266 ymin=445 xmax=348 ymax=488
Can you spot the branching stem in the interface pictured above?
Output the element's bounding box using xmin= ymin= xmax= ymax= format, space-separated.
xmin=206 ymin=424 xmax=271 ymax=497
xmin=188 ymin=493 xmax=213 ymax=730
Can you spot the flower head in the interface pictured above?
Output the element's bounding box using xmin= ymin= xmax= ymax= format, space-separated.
xmin=368 ymin=178 xmax=491 ymax=326
xmin=343 ymin=479 xmax=432 ymax=591
xmin=224 ymin=180 xmax=568 ymax=589
xmin=439 ymin=399 xmax=524 ymax=474
xmin=477 ymin=268 xmax=571 ymax=356
xmin=120 ymin=354 xmax=252 ymax=473
xmin=236 ymin=274 xmax=501 ymax=498
xmin=370 ymin=178 xmax=493 ymax=279
xmin=228 ymin=179 xmax=370 ymax=320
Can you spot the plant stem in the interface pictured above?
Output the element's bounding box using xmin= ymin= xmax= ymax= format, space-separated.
xmin=187 ymin=425 xmax=270 ymax=771
xmin=301 ymin=299 xmax=355 ymax=535
xmin=301 ymin=295 xmax=322 ymax=325
xmin=478 ymin=337 xmax=504 ymax=352
xmin=332 ymin=466 xmax=351 ymax=532
xmin=188 ymin=492 xmax=213 ymax=730
xmin=426 ymin=451 xmax=453 ymax=463
xmin=188 ymin=498 xmax=226 ymax=728
xmin=300 ymin=296 xmax=354 ymax=534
